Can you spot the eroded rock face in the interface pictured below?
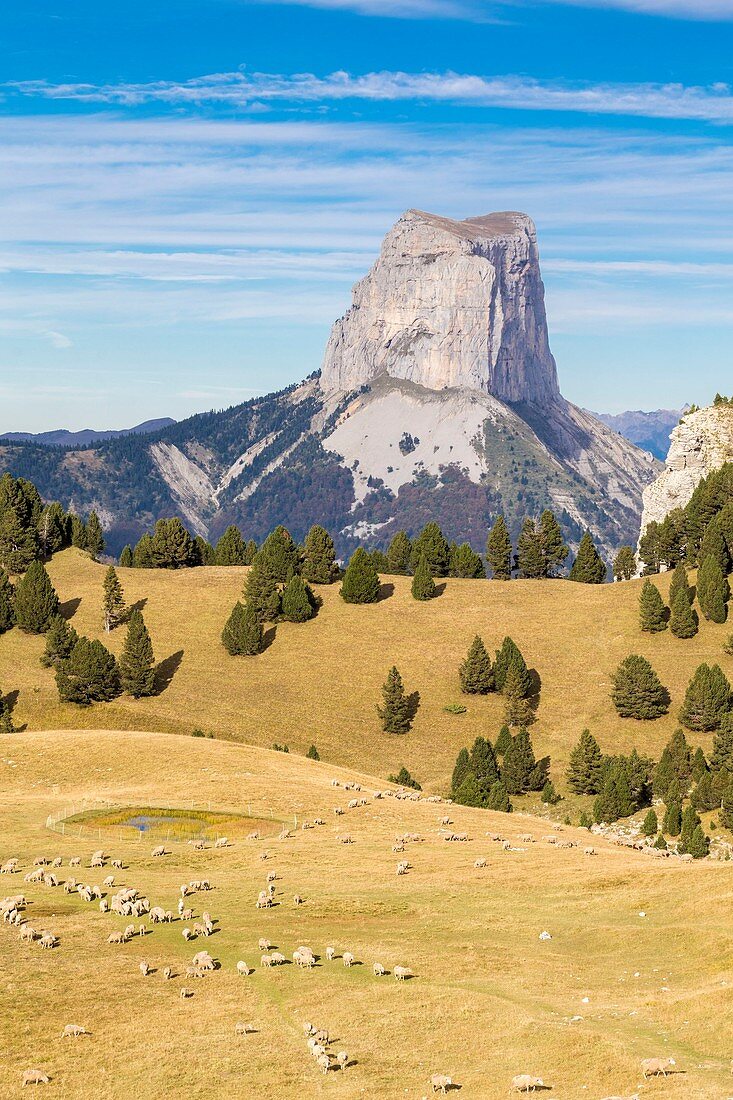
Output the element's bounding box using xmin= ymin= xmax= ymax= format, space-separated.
xmin=320 ymin=209 xmax=560 ymax=405
xmin=640 ymin=405 xmax=733 ymax=536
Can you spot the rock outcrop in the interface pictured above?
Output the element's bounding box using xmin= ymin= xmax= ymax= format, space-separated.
xmin=640 ymin=403 xmax=733 ymax=535
xmin=320 ymin=209 xmax=560 ymax=405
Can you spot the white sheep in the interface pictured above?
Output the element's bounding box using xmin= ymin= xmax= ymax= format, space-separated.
xmin=237 ymin=961 xmax=250 ymax=976
xmin=61 ymin=1024 xmax=89 ymax=1038
xmin=151 ymin=845 xmax=166 ymax=857
xmin=317 ymin=1053 xmax=331 ymax=1074
xmin=641 ymin=1057 xmax=676 ymax=1078
xmin=271 ymin=951 xmax=285 ymax=965
xmin=235 ymin=1022 xmax=254 ymax=1037
xmin=336 ymin=1051 xmax=348 ymax=1070
xmin=139 ymin=960 xmax=150 ymax=976
xmin=342 ymin=951 xmax=354 ymax=967
xmin=163 ymin=967 xmax=173 ymax=980
xmin=261 ymin=954 xmax=273 ymax=968
xmin=22 ymin=1069 xmax=50 ymax=1087
xmin=258 ymin=937 xmax=271 ymax=951
xmin=511 ymin=1074 xmax=545 ymax=1092
xmin=326 ymin=946 xmax=336 ymax=961
xmin=393 ymin=965 xmax=413 ymax=981
xmin=430 ymin=1074 xmax=453 ymax=1094
xmin=474 ymin=858 xmax=487 ymax=868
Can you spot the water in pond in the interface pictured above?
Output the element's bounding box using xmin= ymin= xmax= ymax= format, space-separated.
xmin=123 ymin=814 xmax=204 ymax=833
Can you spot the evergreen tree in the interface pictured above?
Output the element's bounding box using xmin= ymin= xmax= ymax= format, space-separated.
xmin=377 ymin=666 xmax=412 ymax=734
xmin=670 ymin=585 xmax=698 ymax=639
xmin=639 ymin=580 xmax=668 ymax=633
xmin=687 ymin=824 xmax=710 ymax=858
xmin=40 ymin=614 xmax=78 ymax=669
xmin=37 ymin=503 xmax=67 ymax=558
xmin=680 ymin=804 xmax=702 ymax=852
xmin=579 ymin=811 xmax=592 ymax=829
xmin=243 ymin=539 xmax=258 ymax=566
xmin=724 ymin=632 xmax=733 ymax=656
xmin=215 ymin=526 xmax=247 ymax=566
xmin=494 ymin=636 xmax=528 ymax=693
xmin=653 ymin=729 xmax=692 ymax=798
xmin=119 ymin=610 xmax=156 ymax=697
xmin=70 ymin=515 xmax=87 ymax=550
xmin=690 ymin=772 xmax=717 ymax=812
xmin=132 ymin=534 xmax=154 ymax=568
xmin=56 ymin=637 xmax=120 ymax=704
xmin=710 ymin=713 xmax=733 ymax=773
xmin=613 ymin=545 xmax=637 ymax=581
xmin=119 ymin=546 xmax=133 ymax=568
xmin=369 ymin=549 xmax=389 ymax=573
xmin=13 ymin=560 xmax=59 ymax=634
xmin=699 ymin=519 xmax=730 ymax=574
xmin=222 ymin=601 xmax=264 ymax=656
xmin=281 ymin=574 xmax=315 ymax=622
xmin=468 ymin=736 xmax=500 ymax=788
xmin=243 ymin=556 xmax=281 ymax=623
xmin=515 ymin=519 xmax=545 ymax=579
xmin=486 ymin=781 xmax=512 ymax=812
xmin=569 ymin=530 xmax=606 ymax=583
xmin=668 ymin=560 xmax=691 ymax=607
xmin=302 ymin=524 xmax=338 ymax=584
xmin=653 ymin=833 xmax=668 ymax=850
xmin=541 ymin=779 xmax=560 ymax=804
xmin=697 ymin=555 xmax=729 ymax=623
xmin=410 ymin=522 xmax=450 ymax=577
xmin=411 ymin=555 xmax=436 ymax=601
xmin=451 ymin=747 xmax=471 ymax=794
xmin=503 ymin=660 xmax=535 ymax=726
xmin=720 ymin=777 xmax=733 ymax=830
xmin=193 ymin=536 xmax=216 ymax=565
xmin=662 ymin=800 xmax=682 ymax=836
xmin=641 ymin=808 xmax=658 ymax=836
xmin=538 ymin=510 xmax=569 ymax=577
xmin=386 ymin=531 xmax=412 ymax=575
xmin=452 ymin=773 xmax=483 ymax=807
xmin=691 ymin=745 xmax=709 ymax=782
xmin=0 ymin=506 xmax=38 ymax=574
xmin=0 ymin=569 xmax=14 ymax=634
xmin=679 ymin=663 xmax=732 ymax=731
xmin=501 ymin=728 xmax=536 ymax=794
xmin=85 ymin=511 xmax=105 ymax=560
xmin=102 ymin=565 xmax=126 ymax=632
xmin=307 ymin=744 xmax=320 ymax=761
xmin=449 ymin=542 xmax=486 ymax=579
xmin=593 ymin=765 xmax=634 ymax=823
xmin=340 ymin=548 xmax=381 ymax=604
xmin=259 ymin=525 xmax=300 ymax=582
xmin=149 ymin=518 xmax=195 ymax=569
xmin=486 ymin=515 xmax=512 ymax=580
xmin=610 ymin=654 xmax=669 ymax=719
xmin=566 ymin=729 xmax=604 ymax=794
xmin=494 ymin=725 xmax=513 ymax=757
xmin=458 ymin=636 xmax=494 ymax=694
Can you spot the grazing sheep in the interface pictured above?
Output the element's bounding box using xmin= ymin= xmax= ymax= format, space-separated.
xmin=22 ymin=1069 xmax=50 ymax=1087
xmin=43 ymin=873 xmax=58 ymax=888
xmin=293 ymin=894 xmax=304 ymax=906
xmin=20 ymin=925 xmax=36 ymax=943
xmin=214 ymin=837 xmax=228 ymax=848
xmin=111 ymin=859 xmax=123 ymax=870
xmin=261 ymin=954 xmax=273 ymax=968
xmin=336 ymin=1051 xmax=348 ymax=1071
xmin=151 ymin=846 xmax=166 ymax=857
xmin=235 ymin=1022 xmax=254 ymax=1037
xmin=266 ymin=871 xmax=277 ymax=883
xmin=192 ymin=950 xmax=215 ymax=970
xmin=139 ymin=960 xmax=150 ymax=976
xmin=99 ymin=900 xmax=109 ymax=913
xmin=641 ymin=1057 xmax=676 ymax=1078
xmin=124 ymin=924 xmax=136 ymax=940
xmin=303 ymin=1021 xmax=315 ymax=1036
xmin=69 ymin=857 xmax=81 ymax=868
xmin=103 ymin=875 xmax=115 ymax=887
xmin=430 ymin=1074 xmax=452 ymax=1094
xmin=342 ymin=952 xmax=354 ymax=967
xmin=181 ymin=908 xmax=193 ymax=922
xmin=163 ymin=967 xmax=173 ymax=980
xmin=38 ymin=933 xmax=57 ymax=949
xmin=334 ymin=808 xmax=344 ymax=816
xmin=314 ymin=1029 xmax=329 ymax=1044
xmin=247 ymin=831 xmax=260 ymax=841
xmin=149 ymin=906 xmax=167 ymax=924
xmin=317 ymin=1053 xmax=331 ymax=1074
xmin=373 ymin=962 xmax=386 ymax=976
xmin=326 ymin=946 xmax=336 ymax=961
xmin=182 ymin=927 xmax=194 ymax=942
xmin=258 ymin=937 xmax=271 ymax=952
xmin=108 ymin=932 xmax=125 ymax=945
xmin=180 ymin=987 xmax=193 ymax=998
xmin=50 ymin=857 xmax=62 ymax=868
xmin=62 ymin=1023 xmax=89 ymax=1038
xmin=268 ymin=884 xmax=276 ymax=898
xmin=271 ymin=951 xmax=285 ymax=965
xmin=584 ymin=847 xmax=596 ymax=856
xmin=236 ymin=961 xmax=250 ymax=976
xmin=393 ymin=965 xmax=413 ymax=981
xmin=186 ymin=966 xmax=207 ymax=979
xmin=511 ymin=1074 xmax=545 ymax=1093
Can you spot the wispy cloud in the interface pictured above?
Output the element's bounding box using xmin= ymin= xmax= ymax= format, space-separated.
xmin=251 ymin=0 xmax=733 ymax=20
xmin=7 ymin=70 xmax=733 ymax=123
xmin=44 ymin=330 xmax=73 ymax=349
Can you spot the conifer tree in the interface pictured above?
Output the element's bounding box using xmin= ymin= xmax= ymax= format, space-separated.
xmin=70 ymin=515 xmax=87 ymax=550
xmin=680 ymin=663 xmax=732 ymax=731
xmin=697 ymin=555 xmax=730 ymax=623
xmin=102 ymin=565 xmax=126 ymax=632
xmin=215 ymin=526 xmax=247 ymax=566
xmin=386 ymin=530 xmax=412 ymax=575
xmin=369 ymin=549 xmax=389 ymax=573
xmin=541 ymin=779 xmax=560 ymax=804
xmin=610 ymin=654 xmax=669 ymax=719
xmin=613 ymin=545 xmax=637 ymax=581
xmin=411 ymin=554 xmax=436 ymax=601
xmin=538 ymin=510 xmax=569 ymax=577
xmin=494 ymin=636 xmax=528 ymax=693
xmin=670 ymin=585 xmax=698 ymax=638
xmin=451 ymin=747 xmax=471 ymax=794
xmin=639 ymin=580 xmax=668 ymax=633
xmin=566 ymin=729 xmax=604 ymax=794
xmin=119 ymin=546 xmax=133 ymax=568
xmin=699 ymin=519 xmax=730 ymax=574
xmin=281 ymin=574 xmax=315 ymax=622
xmin=653 ymin=833 xmax=668 ymax=850
xmin=515 ymin=519 xmax=544 ymax=579
xmin=259 ymin=525 xmax=300 ymax=582
xmin=119 ymin=610 xmax=156 ymax=697
xmin=56 ymin=637 xmax=120 ymax=704
xmin=680 ymin=804 xmax=702 ymax=852
xmin=720 ymin=778 xmax=733 ymax=830
xmin=13 ymin=560 xmax=59 ymax=634
xmin=150 ymin=518 xmax=195 ymax=569
xmin=662 ymin=799 xmax=682 ymax=836
xmin=579 ymin=811 xmax=592 ymax=829
xmin=710 ymin=713 xmax=733 ymax=773
xmin=691 ymin=745 xmax=709 ymax=782
xmin=690 ymin=772 xmax=717 ymax=812
xmin=193 ymin=536 xmax=216 ymax=565
xmin=486 ymin=515 xmax=512 ymax=580
xmin=340 ymin=548 xmax=380 ymax=604
xmin=244 ymin=552 xmax=282 ymax=622
xmin=449 ymin=542 xmax=486 ymax=579
xmin=410 ymin=522 xmax=450 ymax=577
xmin=243 ymin=539 xmax=258 ymax=566
xmin=452 ymin=773 xmax=483 ymax=807
xmin=222 ymin=601 xmax=263 ymax=656
xmin=641 ymin=808 xmax=658 ymax=836
xmin=468 ymin=736 xmax=500 ymax=788
xmin=593 ymin=765 xmax=634 ymax=823
xmin=40 ymin=614 xmax=78 ymax=669
xmin=0 ymin=505 xmax=38 ymax=574
xmin=668 ymin=560 xmax=691 ymax=607
xmin=494 ymin=725 xmax=513 ymax=757
xmin=307 ymin=744 xmax=320 ymax=760
xmin=503 ymin=660 xmax=535 ymax=727
xmin=302 ymin=524 xmax=338 ymax=584
xmin=458 ymin=636 xmax=494 ymax=694
xmin=724 ymin=632 xmax=733 ymax=656
xmin=501 ymin=728 xmax=537 ymax=794
xmin=486 ymin=781 xmax=512 ymax=812
xmin=377 ymin=666 xmax=412 ymax=734
xmin=687 ymin=824 xmax=710 ymax=858
xmin=0 ymin=684 xmax=13 ymax=733
xmin=85 ymin=511 xmax=104 ymax=560
xmin=132 ymin=534 xmax=154 ymax=568
xmin=569 ymin=531 xmax=606 ymax=583
xmin=0 ymin=569 xmax=14 ymax=634
xmin=37 ymin=503 xmax=67 ymax=558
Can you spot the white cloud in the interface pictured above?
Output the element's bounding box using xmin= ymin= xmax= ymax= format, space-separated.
xmin=44 ymin=330 xmax=73 ymax=349
xmin=243 ymin=0 xmax=733 ymax=19
xmin=549 ymin=0 xmax=733 ymax=20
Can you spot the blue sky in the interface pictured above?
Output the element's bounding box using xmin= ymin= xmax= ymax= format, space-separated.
xmin=1 ymin=0 xmax=733 ymax=431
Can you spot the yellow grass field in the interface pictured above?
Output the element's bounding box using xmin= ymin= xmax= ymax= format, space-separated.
xmin=0 ymin=549 xmax=731 ymax=793
xmin=2 ymin=728 xmax=733 ymax=1099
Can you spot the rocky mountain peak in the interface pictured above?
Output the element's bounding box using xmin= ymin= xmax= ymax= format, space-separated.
xmin=320 ymin=208 xmax=560 ymax=405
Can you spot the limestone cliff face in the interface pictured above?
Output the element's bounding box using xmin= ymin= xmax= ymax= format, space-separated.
xmin=640 ymin=404 xmax=733 ymax=535
xmin=320 ymin=209 xmax=560 ymax=405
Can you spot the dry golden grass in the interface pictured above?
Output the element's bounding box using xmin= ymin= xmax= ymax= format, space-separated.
xmin=0 ymin=550 xmax=731 ymax=793
xmin=1 ymin=730 xmax=732 ymax=1098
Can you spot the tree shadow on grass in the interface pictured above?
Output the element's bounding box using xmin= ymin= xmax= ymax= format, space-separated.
xmin=377 ymin=583 xmax=395 ymax=603
xmin=59 ymin=597 xmax=81 ymax=620
xmin=154 ymin=650 xmax=184 ymax=695
xmin=128 ymin=598 xmax=148 ymax=616
xmin=2 ymin=689 xmax=26 ymax=731
xmin=261 ymin=626 xmax=277 ymax=652
xmin=433 ymin=582 xmax=447 ymax=598
xmin=528 ymin=668 xmax=542 ymax=711
xmin=406 ymin=691 xmax=421 ymax=724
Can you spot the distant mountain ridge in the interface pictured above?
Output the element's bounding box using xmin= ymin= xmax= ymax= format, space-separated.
xmin=0 ymin=418 xmax=176 ymax=448
xmin=593 ymin=408 xmax=683 ymax=461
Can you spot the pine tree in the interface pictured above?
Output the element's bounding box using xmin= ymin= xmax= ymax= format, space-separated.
xmin=411 ymin=555 xmax=436 ymax=601
xmin=452 ymin=773 xmax=483 ymax=807
xmin=569 ymin=531 xmax=606 ymax=583
xmin=711 ymin=713 xmax=733 ymax=772
xmin=486 ymin=781 xmax=512 ymax=812
xmin=668 ymin=560 xmax=691 ymax=607
xmin=244 ymin=553 xmax=281 ymax=622
xmin=150 ymin=518 xmax=195 ymax=569
xmin=680 ymin=805 xmax=702 ymax=852
xmin=70 ymin=515 xmax=87 ymax=550
xmin=119 ymin=610 xmax=156 ymax=697
xmin=697 ymin=555 xmax=730 ymax=623
xmin=244 ymin=539 xmax=258 ymax=566
xmin=494 ymin=636 xmax=528 ymax=693
xmin=281 ymin=574 xmax=315 ymax=622
xmin=662 ymin=800 xmax=682 ymax=836
xmin=691 ymin=745 xmax=709 ymax=782
xmin=0 ymin=505 xmax=38 ymax=574
xmin=515 ymin=519 xmax=545 ymax=579
xmin=0 ymin=682 xmax=15 ymax=733
xmin=119 ymin=546 xmax=133 ymax=568
xmin=377 ymin=666 xmax=412 ymax=734
xmin=610 ymin=654 xmax=669 ymax=719
xmin=653 ymin=728 xmax=692 ymax=798
xmin=720 ymin=777 xmax=733 ymax=830
xmin=259 ymin=525 xmax=300 ymax=582
xmin=451 ymin=747 xmax=471 ymax=794
xmin=56 ymin=637 xmax=120 ymax=704
xmin=85 ymin=511 xmax=105 ymax=560
xmin=486 ymin=515 xmax=512 ymax=580
xmin=679 ymin=663 xmax=732 ymax=731
xmin=193 ymin=536 xmax=216 ymax=565
xmin=494 ymin=725 xmax=513 ymax=757
xmin=40 ymin=615 xmax=78 ymax=669
xmin=501 ymin=728 xmax=536 ymax=794
xmin=503 ymin=660 xmax=535 ymax=727
xmin=538 ymin=510 xmax=569 ymax=577
xmin=670 ymin=585 xmax=698 ymax=638
xmin=369 ymin=549 xmax=389 ymax=573
xmin=307 ymin=744 xmax=320 ymax=761
xmin=468 ymin=736 xmax=500 ymax=788
xmin=687 ymin=824 xmax=710 ymax=858
xmin=541 ymin=780 xmax=560 ymax=804
xmin=215 ymin=526 xmax=247 ymax=566
xmin=37 ymin=503 xmax=67 ymax=558
xmin=639 ymin=580 xmax=668 ymax=632
xmin=449 ymin=542 xmax=486 ymax=579
xmin=724 ymin=633 xmax=733 ymax=656
xmin=566 ymin=729 xmax=604 ymax=794
xmin=690 ymin=772 xmax=717 ymax=812
xmin=593 ymin=765 xmax=633 ymax=824
xmin=132 ymin=534 xmax=154 ymax=568
xmin=613 ymin=545 xmax=637 ymax=581
xmin=222 ymin=601 xmax=264 ymax=656
xmin=102 ymin=566 xmax=126 ymax=632
xmin=302 ymin=524 xmax=338 ymax=584
xmin=579 ymin=812 xmax=592 ymax=829
xmin=340 ymin=548 xmax=381 ymax=604
xmin=385 ymin=530 xmax=412 ymax=575
xmin=642 ymin=808 xmax=658 ymax=836
xmin=410 ymin=523 xmax=450 ymax=577
xmin=0 ymin=569 xmax=14 ymax=634
xmin=458 ymin=636 xmax=494 ymax=694
xmin=13 ymin=560 xmax=59 ymax=634
xmin=699 ymin=520 xmax=730 ymax=574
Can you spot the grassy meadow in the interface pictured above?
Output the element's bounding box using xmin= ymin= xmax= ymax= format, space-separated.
xmin=1 ymin=729 xmax=733 ymax=1098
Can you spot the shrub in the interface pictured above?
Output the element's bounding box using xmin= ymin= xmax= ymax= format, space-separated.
xmin=306 ymin=744 xmax=320 ymax=760
xmin=387 ymin=765 xmax=421 ymax=790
